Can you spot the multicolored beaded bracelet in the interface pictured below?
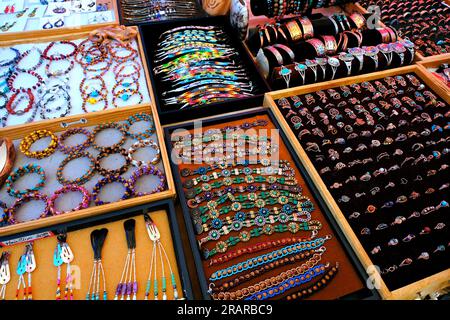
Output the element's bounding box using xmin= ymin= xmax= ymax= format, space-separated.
xmin=212 ymin=252 xmax=325 ymax=300
xmin=58 ymin=127 xmax=94 ymax=154
xmin=95 ymin=147 xmax=131 ymax=176
xmin=8 ymin=192 xmax=50 ymax=224
xmin=57 ymin=151 xmax=96 ymax=185
xmin=16 ymin=48 xmax=44 ymax=72
xmin=284 ymin=264 xmax=339 ymax=301
xmin=7 ymin=70 xmax=44 ymax=93
xmin=0 ymin=201 xmax=8 ymax=226
xmin=123 ymin=113 xmax=155 ymax=141
xmin=81 ymin=92 xmax=108 ymax=113
xmin=199 ymin=220 xmax=323 ymax=248
xmin=127 ymin=139 xmax=161 ymax=167
xmin=112 ymin=89 xmax=143 ymax=108
xmin=245 ymin=264 xmax=330 ymax=300
xmin=92 ymin=174 xmax=134 ymax=206
xmin=19 ymin=129 xmax=58 ymax=159
xmin=211 ymin=249 xmax=319 ymax=293
xmin=48 ymin=185 xmax=90 ymax=215
xmin=113 ymin=60 xmax=141 ymax=79
xmin=209 ymin=236 xmax=330 ymax=282
xmin=5 ymin=164 xmax=46 ymax=198
xmin=42 ymin=40 xmax=78 ymax=61
xmin=109 ymin=41 xmax=138 ymax=63
xmin=173 ymin=133 xmax=273 ymax=150
xmin=92 ymin=122 xmax=127 ymax=152
xmin=128 ymin=165 xmax=166 ymax=197
xmin=112 ymin=78 xmax=140 ymax=96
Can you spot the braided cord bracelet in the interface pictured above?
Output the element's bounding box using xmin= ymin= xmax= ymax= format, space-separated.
xmin=48 ymin=185 xmax=91 ymax=215
xmin=245 ymin=264 xmax=330 ymax=301
xmin=284 ymin=264 xmax=339 ymax=301
xmin=5 ymin=164 xmax=46 ymax=197
xmin=209 ymin=236 xmax=331 ymax=281
xmin=211 ymin=248 xmax=324 ymax=296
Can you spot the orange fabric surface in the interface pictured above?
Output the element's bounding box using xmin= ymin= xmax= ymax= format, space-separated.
xmin=175 ymin=113 xmax=364 ymax=300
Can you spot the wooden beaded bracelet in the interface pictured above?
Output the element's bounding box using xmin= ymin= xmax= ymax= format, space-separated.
xmin=113 ymin=60 xmax=142 ymax=81
xmin=19 ymin=129 xmax=58 ymax=159
xmin=123 ymin=113 xmax=155 ymax=141
xmin=128 ymin=165 xmax=166 ymax=197
xmin=48 ymin=184 xmax=91 ymax=215
xmin=42 ymin=40 xmax=78 ymax=61
xmin=92 ymin=122 xmax=127 ymax=152
xmin=112 ymin=78 xmax=140 ymax=96
xmin=80 ymin=76 xmax=107 ymax=97
xmin=58 ymin=127 xmax=94 ymax=154
xmin=81 ymin=91 xmax=108 ymax=113
xmin=5 ymin=164 xmax=46 ymax=197
xmin=92 ymin=174 xmax=134 ymax=206
xmin=112 ymin=89 xmax=143 ymax=108
xmin=75 ymin=39 xmax=108 ymax=66
xmin=108 ymin=41 xmax=138 ymax=63
xmin=57 ymin=151 xmax=96 ymax=185
xmin=127 ymin=139 xmax=161 ymax=167
xmin=8 ymin=192 xmax=50 ymax=225
xmin=95 ymin=147 xmax=131 ymax=176
xmin=284 ymin=264 xmax=339 ymax=300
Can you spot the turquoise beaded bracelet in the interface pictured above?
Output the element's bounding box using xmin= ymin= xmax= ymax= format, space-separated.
xmin=5 ymin=164 xmax=46 ymax=198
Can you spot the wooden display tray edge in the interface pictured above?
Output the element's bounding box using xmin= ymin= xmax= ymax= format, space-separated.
xmin=263 ymin=65 xmax=450 ymax=300
xmin=417 ymin=55 xmax=450 ymax=94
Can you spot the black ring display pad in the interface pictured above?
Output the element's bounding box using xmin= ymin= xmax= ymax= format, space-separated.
xmin=273 ymin=73 xmax=450 ymax=291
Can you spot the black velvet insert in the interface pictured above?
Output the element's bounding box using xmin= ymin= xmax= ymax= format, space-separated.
xmin=275 ymin=73 xmax=450 ymax=290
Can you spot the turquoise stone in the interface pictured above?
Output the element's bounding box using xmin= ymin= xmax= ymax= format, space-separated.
xmin=90 ymin=90 xmax=99 ymax=97
xmin=122 ymin=93 xmax=129 ymax=101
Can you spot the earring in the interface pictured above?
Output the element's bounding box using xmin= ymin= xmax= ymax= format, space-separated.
xmin=10 ymin=5 xmax=15 ymax=13
xmin=4 ymin=5 xmax=9 ymax=13
xmin=54 ymin=18 xmax=64 ymax=28
xmin=16 ymin=7 xmax=28 ymax=17
xmin=43 ymin=21 xmax=53 ymax=29
xmin=29 ymin=7 xmax=38 ymax=17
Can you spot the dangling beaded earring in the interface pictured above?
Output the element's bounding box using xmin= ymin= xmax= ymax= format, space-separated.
xmin=54 ymin=233 xmax=75 ymax=300
xmin=114 ymin=219 xmax=137 ymax=300
xmin=15 ymin=243 xmax=36 ymax=300
xmin=0 ymin=251 xmax=11 ymax=300
xmin=86 ymin=228 xmax=108 ymax=300
xmin=144 ymin=211 xmax=179 ymax=300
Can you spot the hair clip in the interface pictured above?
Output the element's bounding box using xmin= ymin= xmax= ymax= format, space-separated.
xmin=54 ymin=233 xmax=75 ymax=300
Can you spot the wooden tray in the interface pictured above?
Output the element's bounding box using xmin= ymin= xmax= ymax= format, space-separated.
xmin=263 ymin=65 xmax=450 ymax=300
xmin=0 ymin=103 xmax=175 ymax=238
xmin=0 ymin=0 xmax=120 ymax=42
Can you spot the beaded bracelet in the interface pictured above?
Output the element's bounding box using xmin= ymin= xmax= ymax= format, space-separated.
xmin=75 ymin=39 xmax=108 ymax=67
xmin=128 ymin=165 xmax=166 ymax=196
xmin=127 ymin=139 xmax=161 ymax=167
xmin=16 ymin=48 xmax=44 ymax=72
xmin=8 ymin=192 xmax=50 ymax=224
xmin=246 ymin=264 xmax=330 ymax=300
xmin=80 ymin=76 xmax=107 ymax=97
xmin=5 ymin=164 xmax=46 ymax=198
xmin=6 ymin=91 xmax=34 ymax=115
xmin=209 ymin=236 xmax=331 ymax=281
xmin=0 ymin=47 xmax=20 ymax=67
xmin=108 ymin=41 xmax=138 ymax=63
xmin=113 ymin=60 xmax=142 ymax=81
xmin=42 ymin=41 xmax=78 ymax=61
xmin=199 ymin=220 xmax=322 ymax=248
xmin=81 ymin=92 xmax=108 ymax=113
xmin=212 ymin=253 xmax=325 ymax=300
xmin=92 ymin=174 xmax=134 ymax=206
xmin=198 ymin=196 xmax=314 ymax=222
xmin=209 ymin=236 xmax=312 ymax=266
xmin=95 ymin=147 xmax=131 ymax=176
xmin=7 ymin=70 xmax=44 ymax=93
xmin=187 ymin=165 xmax=294 ymax=186
xmin=211 ymin=249 xmax=319 ymax=293
xmin=284 ymin=264 xmax=339 ymax=300
xmin=46 ymin=59 xmax=75 ymax=78
xmin=123 ymin=113 xmax=155 ymax=140
xmin=58 ymin=127 xmax=94 ymax=154
xmin=112 ymin=89 xmax=143 ymax=108
xmin=186 ymin=182 xmax=301 ymax=206
xmin=20 ymin=129 xmax=58 ymax=159
xmin=57 ymin=151 xmax=96 ymax=185
xmin=112 ymin=78 xmax=140 ymax=95
xmin=48 ymin=184 xmax=90 ymax=215
xmin=92 ymin=122 xmax=127 ymax=152
xmin=0 ymin=201 xmax=7 ymax=226
xmin=183 ymin=174 xmax=298 ymax=191
xmin=200 ymin=208 xmax=312 ymax=237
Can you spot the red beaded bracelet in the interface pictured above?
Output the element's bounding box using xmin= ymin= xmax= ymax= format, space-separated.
xmin=48 ymin=185 xmax=90 ymax=215
xmin=42 ymin=40 xmax=78 ymax=61
xmin=7 ymin=70 xmax=44 ymax=93
xmin=6 ymin=91 xmax=34 ymax=115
